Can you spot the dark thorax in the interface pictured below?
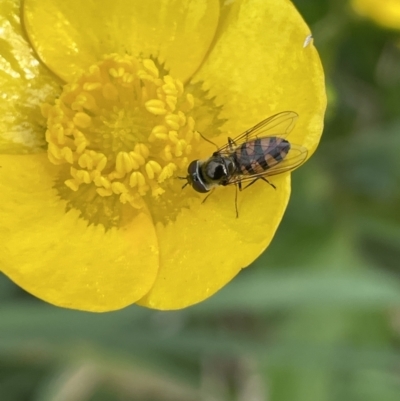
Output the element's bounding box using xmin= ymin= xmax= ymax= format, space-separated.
xmin=201 ymin=153 xmax=237 ymax=187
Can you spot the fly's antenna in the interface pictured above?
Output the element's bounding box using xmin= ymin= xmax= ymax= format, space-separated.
xmin=198 ymin=131 xmax=219 ymax=151
xmin=177 ymin=176 xmax=189 ymax=189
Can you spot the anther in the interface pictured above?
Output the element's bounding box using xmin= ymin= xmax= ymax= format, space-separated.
xmin=43 ymin=54 xmax=206 ymax=217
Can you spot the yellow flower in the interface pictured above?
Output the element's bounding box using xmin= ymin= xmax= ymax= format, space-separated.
xmin=0 ymin=0 xmax=326 ymax=311
xmin=352 ymin=0 xmax=400 ymax=30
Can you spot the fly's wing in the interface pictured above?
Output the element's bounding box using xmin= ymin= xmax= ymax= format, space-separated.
xmin=217 ymin=111 xmax=298 ymax=155
xmin=226 ymin=144 xmax=308 ymax=186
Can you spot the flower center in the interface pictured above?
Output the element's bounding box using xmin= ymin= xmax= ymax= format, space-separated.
xmin=43 ymin=55 xmax=225 ymax=227
xmin=43 ymin=54 xmax=201 ymax=217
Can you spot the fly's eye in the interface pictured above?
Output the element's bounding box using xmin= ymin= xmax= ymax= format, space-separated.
xmin=192 ymin=179 xmax=208 ymax=193
xmin=187 ymin=160 xmax=208 ymax=193
xmin=188 ymin=160 xmax=198 ymax=176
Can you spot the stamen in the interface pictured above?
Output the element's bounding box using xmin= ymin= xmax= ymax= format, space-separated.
xmin=44 ymin=54 xmax=200 ymax=212
xmin=43 ymin=54 xmax=225 ymax=227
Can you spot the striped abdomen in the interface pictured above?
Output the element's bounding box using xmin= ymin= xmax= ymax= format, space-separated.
xmin=234 ymin=137 xmax=291 ymax=175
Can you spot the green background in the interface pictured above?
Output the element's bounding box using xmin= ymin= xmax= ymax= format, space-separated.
xmin=1 ymin=0 xmax=400 ymax=400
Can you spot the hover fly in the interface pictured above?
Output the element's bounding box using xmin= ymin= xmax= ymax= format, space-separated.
xmin=181 ymin=111 xmax=308 ymax=217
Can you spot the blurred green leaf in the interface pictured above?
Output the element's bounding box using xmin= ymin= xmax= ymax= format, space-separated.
xmin=195 ymin=268 xmax=400 ymax=313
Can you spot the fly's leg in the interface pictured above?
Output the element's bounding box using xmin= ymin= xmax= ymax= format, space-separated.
xmin=235 ymin=183 xmax=240 ymax=218
xmin=259 ymin=177 xmax=276 ymax=189
xmin=201 ymin=188 xmax=215 ymax=204
xmin=241 ymin=177 xmax=276 ymax=191
xmin=228 ymin=137 xmax=236 ymax=152
xmin=202 ymin=185 xmax=240 ymax=217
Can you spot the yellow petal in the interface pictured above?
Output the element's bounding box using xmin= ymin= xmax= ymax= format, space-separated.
xmin=0 ymin=154 xmax=159 ymax=311
xmin=23 ymin=0 xmax=220 ymax=83
xmin=138 ymin=174 xmax=289 ymax=310
xmin=352 ymin=0 xmax=400 ymax=30
xmin=138 ymin=0 xmax=326 ymax=309
xmin=0 ymin=0 xmax=61 ymax=154
xmin=192 ymin=0 xmax=326 ymax=155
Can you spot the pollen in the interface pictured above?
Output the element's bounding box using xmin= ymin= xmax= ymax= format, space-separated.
xmin=43 ymin=54 xmax=200 ymax=211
